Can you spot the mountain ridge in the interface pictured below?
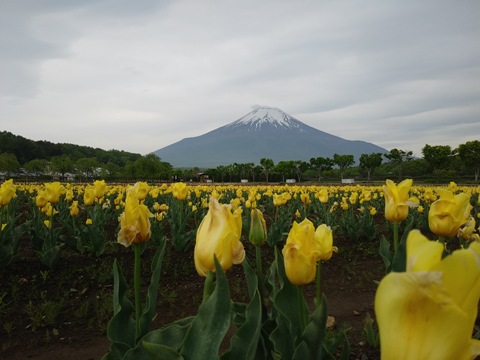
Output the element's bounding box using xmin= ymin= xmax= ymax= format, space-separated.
xmin=153 ymin=107 xmax=387 ymax=168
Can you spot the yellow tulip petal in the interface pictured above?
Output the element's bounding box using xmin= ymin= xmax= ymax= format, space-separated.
xmin=431 ymin=241 xmax=480 ymax=325
xmin=375 ymin=271 xmax=474 ymax=360
xmin=283 ymin=244 xmax=316 ymax=285
xmin=406 ymin=230 xmax=443 ymax=272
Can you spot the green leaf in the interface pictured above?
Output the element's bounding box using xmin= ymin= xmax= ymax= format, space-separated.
xmin=221 ymin=289 xmax=262 ymax=360
xmin=142 ymin=316 xmax=195 ymax=350
xmin=124 ymin=340 xmax=184 ymax=360
xmin=390 ymin=218 xmax=414 ymax=272
xmin=104 ymin=259 xmax=136 ymax=356
xmin=138 ymin=240 xmax=167 ymax=340
xmin=269 ymin=247 xmax=309 ymax=359
xmin=292 ymin=294 xmax=328 ymax=360
xmin=179 ymin=257 xmax=232 ymax=360
xmin=379 ymin=235 xmax=393 ymax=273
xmin=242 ymin=257 xmax=258 ymax=301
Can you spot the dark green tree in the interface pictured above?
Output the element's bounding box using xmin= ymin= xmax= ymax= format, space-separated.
xmin=0 ymin=153 xmax=20 ymax=177
xmin=422 ymin=144 xmax=453 ymax=174
xmin=260 ymin=158 xmax=275 ymax=182
xmin=359 ymin=153 xmax=383 ymax=182
xmin=309 ymin=156 xmax=334 ymax=182
xmin=384 ymin=148 xmax=413 ymax=180
xmin=457 ymin=140 xmax=480 ymax=182
xmin=333 ymin=154 xmax=355 ymax=180
xmin=51 ymin=155 xmax=75 ymax=180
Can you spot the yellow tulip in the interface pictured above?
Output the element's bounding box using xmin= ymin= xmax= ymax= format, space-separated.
xmin=314 ymin=224 xmax=338 ymax=261
xmin=35 ymin=190 xmax=48 ymax=208
xmin=93 ymin=180 xmax=107 ymax=199
xmin=117 ymin=184 xmax=154 ymax=247
xmin=69 ymin=201 xmax=79 ymax=217
xmin=428 ymin=189 xmax=472 ymax=238
xmin=44 ymin=182 xmax=63 ymax=204
xmin=132 ymin=181 xmax=149 ymax=201
xmin=282 ymin=219 xmax=336 ymax=285
xmin=249 ymin=208 xmax=267 ymax=246
xmin=194 ymin=197 xmax=244 ymax=277
xmin=172 ymin=182 xmax=189 ymax=201
xmin=383 ymin=179 xmax=418 ymax=223
xmin=458 ymin=217 xmax=478 ymax=242
xmin=375 ymin=230 xmax=480 ymax=360
xmin=0 ymin=179 xmax=16 ymax=206
xmin=83 ymin=186 xmax=95 ymax=206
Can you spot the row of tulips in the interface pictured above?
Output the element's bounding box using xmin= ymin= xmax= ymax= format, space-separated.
xmin=1 ymin=179 xmax=479 ymax=270
xmin=1 ymin=178 xmax=480 ymax=358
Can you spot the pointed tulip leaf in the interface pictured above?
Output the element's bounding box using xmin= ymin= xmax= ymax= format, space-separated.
xmin=141 ymin=316 xmax=195 ymax=351
xmin=104 ymin=259 xmax=136 ymax=356
xmin=242 ymin=257 xmax=258 ymax=301
xmin=379 ymin=235 xmax=393 ymax=273
xmin=221 ymin=289 xmax=262 ymax=360
xmin=179 ymin=257 xmax=232 ymax=360
xmin=391 ymin=218 xmax=414 ymax=272
xmin=124 ymin=342 xmax=184 ymax=360
xmin=139 ymin=240 xmax=167 ymax=339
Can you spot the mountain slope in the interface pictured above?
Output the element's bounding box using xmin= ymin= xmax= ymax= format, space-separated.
xmin=153 ymin=107 xmax=387 ymax=168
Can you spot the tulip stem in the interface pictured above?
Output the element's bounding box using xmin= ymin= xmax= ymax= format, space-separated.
xmin=134 ymin=244 xmax=142 ymax=340
xmin=297 ymin=286 xmax=307 ymax=331
xmin=255 ymin=246 xmax=264 ymax=299
xmin=393 ymin=221 xmax=399 ymax=252
xmin=203 ymin=271 xmax=216 ymax=303
xmin=315 ymin=261 xmax=322 ymax=308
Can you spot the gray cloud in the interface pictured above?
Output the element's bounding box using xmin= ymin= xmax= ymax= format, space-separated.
xmin=0 ymin=0 xmax=478 ymax=160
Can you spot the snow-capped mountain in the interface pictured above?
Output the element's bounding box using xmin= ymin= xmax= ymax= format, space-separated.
xmin=226 ymin=107 xmax=303 ymax=131
xmin=152 ymin=107 xmax=387 ymax=168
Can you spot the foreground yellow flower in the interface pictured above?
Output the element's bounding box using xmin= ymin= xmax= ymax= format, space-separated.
xmin=428 ymin=189 xmax=472 ymax=238
xmin=117 ymin=184 xmax=154 ymax=247
xmin=282 ymin=218 xmax=337 ymax=285
xmin=375 ymin=230 xmax=480 ymax=360
xmin=382 ymin=179 xmax=418 ymax=223
xmin=194 ymin=197 xmax=244 ymax=277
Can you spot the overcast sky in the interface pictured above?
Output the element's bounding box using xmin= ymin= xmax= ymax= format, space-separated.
xmin=1 ymin=0 xmax=479 ymax=160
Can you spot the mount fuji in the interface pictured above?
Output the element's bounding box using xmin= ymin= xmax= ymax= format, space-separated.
xmin=152 ymin=107 xmax=387 ymax=168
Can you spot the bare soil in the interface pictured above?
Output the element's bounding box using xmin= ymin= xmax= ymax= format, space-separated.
xmin=1 ymin=237 xmax=384 ymax=360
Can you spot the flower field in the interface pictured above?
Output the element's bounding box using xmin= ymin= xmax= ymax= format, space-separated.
xmin=1 ymin=179 xmax=479 ymax=359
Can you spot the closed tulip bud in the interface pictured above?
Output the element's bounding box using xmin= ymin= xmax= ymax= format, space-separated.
xmin=249 ymin=208 xmax=267 ymax=246
xmin=375 ymin=230 xmax=480 ymax=359
xmin=172 ymin=182 xmax=189 ymax=201
xmin=283 ymin=219 xmax=317 ymax=285
xmin=314 ymin=224 xmax=338 ymax=261
xmin=194 ymin=197 xmax=244 ymax=277
xmin=117 ymin=183 xmax=154 ymax=247
xmin=383 ymin=179 xmax=418 ymax=223
xmin=428 ymin=189 xmax=472 ymax=238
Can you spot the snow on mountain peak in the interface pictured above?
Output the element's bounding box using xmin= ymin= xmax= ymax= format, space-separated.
xmin=229 ymin=107 xmax=301 ymax=130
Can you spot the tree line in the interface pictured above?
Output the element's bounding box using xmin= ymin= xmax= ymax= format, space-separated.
xmin=0 ymin=130 xmax=479 ymax=183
